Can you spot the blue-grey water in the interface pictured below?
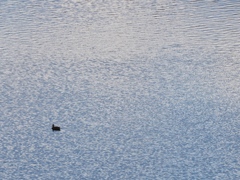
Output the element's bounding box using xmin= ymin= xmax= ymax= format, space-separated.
xmin=1 ymin=0 xmax=240 ymax=179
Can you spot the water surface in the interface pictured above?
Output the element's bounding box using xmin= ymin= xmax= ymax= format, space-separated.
xmin=1 ymin=0 xmax=240 ymax=179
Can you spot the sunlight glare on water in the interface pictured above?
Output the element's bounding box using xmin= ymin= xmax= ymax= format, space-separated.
xmin=1 ymin=0 xmax=240 ymax=179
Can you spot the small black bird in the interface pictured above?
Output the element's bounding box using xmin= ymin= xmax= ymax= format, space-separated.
xmin=52 ymin=124 xmax=60 ymax=131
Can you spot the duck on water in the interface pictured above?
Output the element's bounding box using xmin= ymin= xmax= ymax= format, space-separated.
xmin=52 ymin=124 xmax=60 ymax=131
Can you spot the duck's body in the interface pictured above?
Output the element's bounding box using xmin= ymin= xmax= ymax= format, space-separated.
xmin=52 ymin=124 xmax=60 ymax=131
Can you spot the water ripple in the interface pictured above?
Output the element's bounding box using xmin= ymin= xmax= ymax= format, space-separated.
xmin=1 ymin=0 xmax=240 ymax=179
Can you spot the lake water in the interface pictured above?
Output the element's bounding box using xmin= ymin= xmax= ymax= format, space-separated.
xmin=1 ymin=0 xmax=240 ymax=179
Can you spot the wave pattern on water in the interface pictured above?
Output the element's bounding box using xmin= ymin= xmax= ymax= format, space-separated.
xmin=1 ymin=0 xmax=239 ymax=60
xmin=1 ymin=0 xmax=240 ymax=179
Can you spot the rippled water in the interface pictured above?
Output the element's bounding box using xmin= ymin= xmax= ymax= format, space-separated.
xmin=1 ymin=0 xmax=240 ymax=179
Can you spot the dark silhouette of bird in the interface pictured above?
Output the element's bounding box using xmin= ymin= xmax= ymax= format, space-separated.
xmin=52 ymin=124 xmax=60 ymax=131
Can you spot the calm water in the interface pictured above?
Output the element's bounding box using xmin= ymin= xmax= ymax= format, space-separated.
xmin=1 ymin=0 xmax=240 ymax=179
